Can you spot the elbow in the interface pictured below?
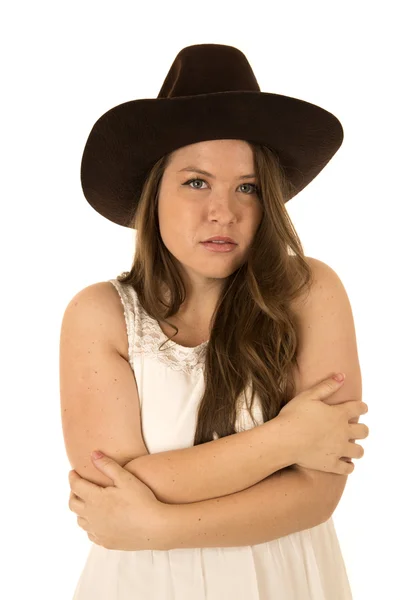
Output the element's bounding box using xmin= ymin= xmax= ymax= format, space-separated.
xmin=317 ymin=473 xmax=349 ymax=522
xmin=327 ymin=474 xmax=349 ymax=518
xmin=297 ymin=466 xmax=349 ymax=523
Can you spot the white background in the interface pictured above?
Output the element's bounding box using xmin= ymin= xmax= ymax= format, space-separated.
xmin=2 ymin=1 xmax=398 ymax=598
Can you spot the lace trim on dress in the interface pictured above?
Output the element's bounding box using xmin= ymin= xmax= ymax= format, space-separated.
xmin=109 ymin=279 xmax=208 ymax=376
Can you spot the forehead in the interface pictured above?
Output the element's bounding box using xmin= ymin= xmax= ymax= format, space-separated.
xmin=168 ymin=139 xmax=254 ymax=168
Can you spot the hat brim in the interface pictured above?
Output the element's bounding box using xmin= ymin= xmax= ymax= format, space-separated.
xmin=81 ymin=90 xmax=343 ymax=227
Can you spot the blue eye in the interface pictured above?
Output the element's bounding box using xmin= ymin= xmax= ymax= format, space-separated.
xmin=183 ymin=178 xmax=259 ymax=194
xmin=184 ymin=178 xmax=207 ymax=189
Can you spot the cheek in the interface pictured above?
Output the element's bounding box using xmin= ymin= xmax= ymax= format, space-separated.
xmin=168 ymin=209 xmax=198 ymax=241
xmin=159 ymin=214 xmax=197 ymax=251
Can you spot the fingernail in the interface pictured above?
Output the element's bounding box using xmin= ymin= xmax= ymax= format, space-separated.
xmin=333 ymin=373 xmax=345 ymax=382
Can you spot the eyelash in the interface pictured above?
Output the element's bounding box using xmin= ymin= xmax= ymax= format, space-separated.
xmin=183 ymin=178 xmax=260 ymax=195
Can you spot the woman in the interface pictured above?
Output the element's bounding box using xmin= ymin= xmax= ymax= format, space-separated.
xmin=61 ymin=43 xmax=369 ymax=599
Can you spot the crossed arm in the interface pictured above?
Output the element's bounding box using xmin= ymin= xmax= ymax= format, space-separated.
xmin=66 ymin=258 xmax=359 ymax=550
xmin=154 ymin=465 xmax=342 ymax=550
xmin=124 ymin=259 xmax=360 ymax=550
xmin=123 ymin=412 xmax=348 ymax=550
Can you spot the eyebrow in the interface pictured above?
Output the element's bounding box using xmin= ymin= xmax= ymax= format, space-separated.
xmin=178 ymin=166 xmax=257 ymax=179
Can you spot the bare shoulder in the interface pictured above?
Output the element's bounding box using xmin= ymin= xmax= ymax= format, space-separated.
xmin=290 ymin=255 xmax=349 ymax=317
xmin=289 ymin=255 xmax=359 ymax=397
xmin=304 ymin=255 xmax=343 ymax=281
xmin=62 ymin=281 xmax=129 ymax=360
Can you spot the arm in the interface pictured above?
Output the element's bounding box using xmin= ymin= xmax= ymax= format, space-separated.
xmin=124 ymin=258 xmax=361 ymax=509
xmin=136 ymin=257 xmax=361 ymax=550
xmin=157 ymin=465 xmax=333 ymax=550
xmin=60 ymin=282 xmax=297 ymax=508
xmin=290 ymin=257 xmax=363 ymax=506
xmin=123 ymin=416 xmax=296 ymax=504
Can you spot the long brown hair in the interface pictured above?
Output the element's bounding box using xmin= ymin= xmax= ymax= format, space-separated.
xmin=117 ymin=142 xmax=313 ymax=445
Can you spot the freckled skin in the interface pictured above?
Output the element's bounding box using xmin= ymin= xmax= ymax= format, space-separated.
xmin=158 ymin=139 xmax=263 ymax=328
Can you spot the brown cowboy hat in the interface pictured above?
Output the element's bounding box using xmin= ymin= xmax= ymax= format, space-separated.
xmin=81 ymin=43 xmax=344 ymax=228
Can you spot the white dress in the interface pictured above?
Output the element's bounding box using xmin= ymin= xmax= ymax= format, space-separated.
xmin=71 ymin=279 xmax=353 ymax=600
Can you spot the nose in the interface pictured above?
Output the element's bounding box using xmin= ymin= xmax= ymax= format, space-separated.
xmin=207 ymin=194 xmax=238 ymax=222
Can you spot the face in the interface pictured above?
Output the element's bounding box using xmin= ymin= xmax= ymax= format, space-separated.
xmin=157 ymin=139 xmax=263 ymax=301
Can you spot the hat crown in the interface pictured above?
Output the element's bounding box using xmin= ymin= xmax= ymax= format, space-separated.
xmin=81 ymin=42 xmax=344 ymax=228
xmin=157 ymin=43 xmax=261 ymax=98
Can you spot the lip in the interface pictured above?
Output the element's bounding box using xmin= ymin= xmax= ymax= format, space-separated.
xmin=200 ymin=242 xmax=237 ymax=253
xmin=202 ymin=236 xmax=237 ymax=244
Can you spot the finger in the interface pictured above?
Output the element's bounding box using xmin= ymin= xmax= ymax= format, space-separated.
xmin=344 ymin=460 xmax=355 ymax=474
xmin=338 ymin=458 xmax=355 ymax=475
xmin=69 ymin=486 xmax=83 ymax=501
xmin=349 ymin=422 xmax=369 ymax=440
xmin=69 ymin=470 xmax=100 ymax=499
xmin=77 ymin=516 xmax=90 ymax=532
xmin=345 ymin=400 xmax=368 ymax=419
xmin=305 ymin=375 xmax=345 ymax=400
xmin=345 ymin=441 xmax=364 ymax=459
xmin=87 ymin=532 xmax=98 ymax=544
xmin=69 ymin=493 xmax=85 ymax=515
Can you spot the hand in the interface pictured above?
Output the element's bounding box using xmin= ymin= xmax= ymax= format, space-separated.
xmin=277 ymin=374 xmax=369 ymax=475
xmin=68 ymin=451 xmax=166 ymax=551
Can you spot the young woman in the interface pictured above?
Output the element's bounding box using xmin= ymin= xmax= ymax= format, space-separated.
xmin=61 ymin=43 xmax=369 ymax=599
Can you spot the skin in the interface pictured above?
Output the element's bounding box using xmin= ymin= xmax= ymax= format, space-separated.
xmin=69 ymin=140 xmax=368 ymax=552
xmin=68 ymin=139 xmax=266 ymax=549
xmin=157 ymin=139 xmax=264 ymax=330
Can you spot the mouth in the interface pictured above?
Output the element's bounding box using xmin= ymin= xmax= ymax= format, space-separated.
xmin=200 ymin=241 xmax=238 ymax=253
xmin=201 ymin=241 xmax=236 ymax=245
xmin=202 ymin=238 xmax=237 ymax=245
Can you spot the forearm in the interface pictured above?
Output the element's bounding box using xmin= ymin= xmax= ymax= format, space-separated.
xmin=158 ymin=466 xmax=331 ymax=550
xmin=124 ymin=417 xmax=296 ymax=504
